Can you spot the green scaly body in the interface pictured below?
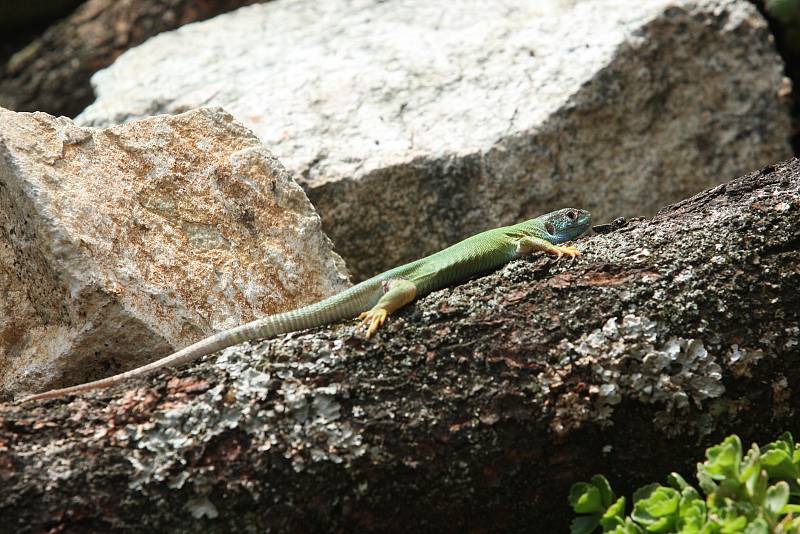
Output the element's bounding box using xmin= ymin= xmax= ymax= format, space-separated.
xmin=19 ymin=209 xmax=590 ymax=403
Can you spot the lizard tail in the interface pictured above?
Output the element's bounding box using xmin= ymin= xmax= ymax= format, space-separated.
xmin=15 ymin=322 xmax=260 ymax=404
xmin=17 ymin=282 xmax=380 ymax=404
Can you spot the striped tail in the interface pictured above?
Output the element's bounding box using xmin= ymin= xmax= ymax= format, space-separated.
xmin=17 ymin=280 xmax=382 ymax=403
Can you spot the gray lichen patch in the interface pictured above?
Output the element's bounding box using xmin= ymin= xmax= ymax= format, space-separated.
xmin=552 ymin=315 xmax=726 ymax=428
xmin=120 ymin=341 xmax=368 ymax=494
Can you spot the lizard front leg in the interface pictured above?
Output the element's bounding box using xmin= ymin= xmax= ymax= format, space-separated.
xmin=357 ymin=278 xmax=417 ymax=338
xmin=515 ymin=236 xmax=581 ymax=260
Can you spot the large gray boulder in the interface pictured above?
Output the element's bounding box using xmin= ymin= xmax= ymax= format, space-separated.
xmin=0 ymin=106 xmax=349 ymax=398
xmin=77 ymin=0 xmax=792 ymax=278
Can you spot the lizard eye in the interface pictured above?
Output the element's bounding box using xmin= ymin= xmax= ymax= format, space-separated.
xmin=545 ymin=223 xmax=556 ymax=234
xmin=566 ymin=210 xmax=577 ymax=220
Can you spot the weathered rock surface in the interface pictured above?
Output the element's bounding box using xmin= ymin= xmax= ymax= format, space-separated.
xmin=1 ymin=159 xmax=798 ymax=533
xmin=0 ymin=106 xmax=348 ymax=398
xmin=77 ymin=0 xmax=793 ymax=279
xmin=0 ymin=0 xmax=261 ymax=118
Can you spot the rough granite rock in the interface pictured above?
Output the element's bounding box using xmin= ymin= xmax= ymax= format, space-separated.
xmin=77 ymin=0 xmax=793 ymax=279
xmin=0 ymin=159 xmax=797 ymax=533
xmin=0 ymin=106 xmax=349 ymax=398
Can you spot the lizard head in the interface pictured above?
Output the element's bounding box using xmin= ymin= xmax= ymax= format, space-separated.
xmin=540 ymin=208 xmax=591 ymax=243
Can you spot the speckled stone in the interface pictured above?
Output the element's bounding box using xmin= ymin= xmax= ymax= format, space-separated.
xmin=0 ymin=106 xmax=349 ymax=397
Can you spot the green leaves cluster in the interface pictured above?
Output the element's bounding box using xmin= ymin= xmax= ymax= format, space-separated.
xmin=569 ymin=433 xmax=800 ymax=534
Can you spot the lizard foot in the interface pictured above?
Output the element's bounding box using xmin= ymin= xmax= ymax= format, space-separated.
xmin=547 ymin=245 xmax=581 ymax=260
xmin=357 ymin=308 xmax=388 ymax=338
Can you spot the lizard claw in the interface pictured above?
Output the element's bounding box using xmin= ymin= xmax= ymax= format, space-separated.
xmin=548 ymin=245 xmax=580 ymax=260
xmin=357 ymin=308 xmax=388 ymax=338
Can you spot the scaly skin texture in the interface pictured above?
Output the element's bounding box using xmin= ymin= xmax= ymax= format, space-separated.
xmin=18 ymin=208 xmax=590 ymax=403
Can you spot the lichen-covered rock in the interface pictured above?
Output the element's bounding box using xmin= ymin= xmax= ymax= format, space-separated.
xmin=0 ymin=106 xmax=349 ymax=398
xmin=1 ymin=158 xmax=798 ymax=533
xmin=76 ymin=0 xmax=792 ymax=279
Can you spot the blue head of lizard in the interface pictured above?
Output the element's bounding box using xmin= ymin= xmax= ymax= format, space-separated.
xmin=540 ymin=208 xmax=591 ymax=243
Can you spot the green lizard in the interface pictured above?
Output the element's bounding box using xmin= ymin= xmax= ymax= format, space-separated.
xmin=19 ymin=208 xmax=590 ymax=403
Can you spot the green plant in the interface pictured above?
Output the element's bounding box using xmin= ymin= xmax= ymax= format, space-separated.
xmin=568 ymin=433 xmax=800 ymax=533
